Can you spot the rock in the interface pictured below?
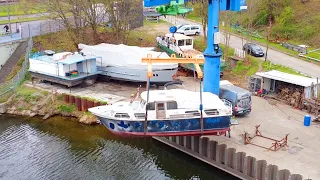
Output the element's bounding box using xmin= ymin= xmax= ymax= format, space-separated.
xmin=31 ymin=106 xmax=39 ymax=112
xmin=29 ymin=113 xmax=37 ymax=117
xmin=43 ymin=113 xmax=51 ymax=120
xmin=10 ymin=106 xmax=17 ymax=111
xmin=79 ymin=115 xmax=98 ymax=125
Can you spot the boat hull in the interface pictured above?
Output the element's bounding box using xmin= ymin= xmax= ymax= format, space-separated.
xmin=98 ymin=65 xmax=178 ymax=83
xmin=98 ymin=116 xmax=231 ymax=137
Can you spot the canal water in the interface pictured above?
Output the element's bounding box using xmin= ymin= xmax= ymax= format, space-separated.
xmin=0 ymin=115 xmax=239 ymax=180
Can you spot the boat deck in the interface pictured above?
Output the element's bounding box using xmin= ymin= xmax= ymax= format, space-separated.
xmin=30 ymin=71 xmax=98 ymax=87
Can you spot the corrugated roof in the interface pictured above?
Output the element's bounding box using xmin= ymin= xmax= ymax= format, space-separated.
xmin=255 ymin=70 xmax=318 ymax=87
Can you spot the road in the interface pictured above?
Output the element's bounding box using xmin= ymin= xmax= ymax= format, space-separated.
xmin=0 ymin=13 xmax=50 ymax=21
xmin=0 ymin=14 xmax=108 ymax=39
xmin=161 ymin=16 xmax=320 ymax=78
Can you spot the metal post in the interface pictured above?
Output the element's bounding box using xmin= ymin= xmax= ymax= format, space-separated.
xmin=6 ymin=0 xmax=12 ymax=35
xmin=203 ymin=0 xmax=221 ymax=95
xmin=200 ymin=79 xmax=204 ymax=135
xmin=144 ymin=78 xmax=150 ymax=136
xmin=28 ymin=24 xmax=31 ymax=37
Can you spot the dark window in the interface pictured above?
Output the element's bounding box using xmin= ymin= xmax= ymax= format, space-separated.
xmin=185 ymin=27 xmax=190 ymax=30
xmin=147 ymin=102 xmax=155 ymax=110
xmin=115 ymin=113 xmax=130 ymax=118
xmin=157 ymin=103 xmax=165 ymax=110
xmin=186 ymin=39 xmax=192 ymax=46
xmin=191 ymin=26 xmax=199 ymax=30
xmin=178 ymin=40 xmax=184 ymax=46
xmin=204 ymin=109 xmax=219 ymax=115
xmin=167 ymin=101 xmax=178 ymax=109
xmin=134 ymin=113 xmax=145 ymax=119
xmin=185 ymin=110 xmax=200 ymax=116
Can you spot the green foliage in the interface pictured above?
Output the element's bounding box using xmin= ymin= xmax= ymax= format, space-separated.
xmin=100 ymin=101 xmax=108 ymax=105
xmin=57 ymin=94 xmax=64 ymax=101
xmin=232 ymin=58 xmax=259 ymax=76
xmin=56 ymin=104 xmax=76 ymax=113
xmin=272 ymin=7 xmax=296 ymax=39
xmin=253 ymin=10 xmax=268 ymax=26
xmin=16 ymin=87 xmax=40 ymax=103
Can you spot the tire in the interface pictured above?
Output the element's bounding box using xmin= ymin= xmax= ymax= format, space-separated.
xmin=195 ymin=32 xmax=200 ymax=36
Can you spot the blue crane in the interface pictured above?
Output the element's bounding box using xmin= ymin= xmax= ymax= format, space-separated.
xmin=144 ymin=0 xmax=243 ymax=96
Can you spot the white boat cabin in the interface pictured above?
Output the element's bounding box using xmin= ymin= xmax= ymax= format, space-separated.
xmin=90 ymin=89 xmax=232 ymax=121
xmin=157 ymin=33 xmax=194 ymax=51
xmin=29 ymin=51 xmax=100 ymax=78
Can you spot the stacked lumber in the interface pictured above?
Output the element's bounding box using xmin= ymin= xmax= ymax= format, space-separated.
xmin=276 ymin=86 xmax=303 ymax=108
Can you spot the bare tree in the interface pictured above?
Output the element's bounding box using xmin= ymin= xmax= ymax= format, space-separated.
xmin=103 ymin=0 xmax=142 ymax=44
xmin=45 ymin=0 xmax=85 ymax=50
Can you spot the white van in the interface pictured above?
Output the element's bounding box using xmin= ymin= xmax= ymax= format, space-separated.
xmin=176 ymin=24 xmax=201 ymax=36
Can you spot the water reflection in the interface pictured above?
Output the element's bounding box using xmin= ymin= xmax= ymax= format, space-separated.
xmin=0 ymin=115 xmax=239 ymax=180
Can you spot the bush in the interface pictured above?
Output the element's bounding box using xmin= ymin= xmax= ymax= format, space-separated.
xmin=56 ymin=104 xmax=76 ymax=113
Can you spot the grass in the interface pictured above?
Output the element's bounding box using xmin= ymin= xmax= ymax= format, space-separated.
xmin=16 ymin=86 xmax=41 ymax=103
xmin=0 ymin=3 xmax=47 ymax=17
xmin=262 ymin=61 xmax=309 ymax=77
xmin=56 ymin=104 xmax=76 ymax=113
xmin=305 ymin=50 xmax=320 ymax=60
xmin=232 ymin=58 xmax=259 ymax=76
xmin=6 ymin=54 xmax=26 ymax=81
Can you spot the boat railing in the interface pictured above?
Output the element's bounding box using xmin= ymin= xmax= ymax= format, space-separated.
xmin=221 ymin=99 xmax=233 ymax=111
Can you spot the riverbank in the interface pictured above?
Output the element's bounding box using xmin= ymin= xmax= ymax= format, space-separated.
xmin=2 ymin=84 xmax=100 ymax=125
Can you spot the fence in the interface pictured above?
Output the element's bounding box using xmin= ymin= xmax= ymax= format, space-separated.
xmin=0 ymin=38 xmax=33 ymax=99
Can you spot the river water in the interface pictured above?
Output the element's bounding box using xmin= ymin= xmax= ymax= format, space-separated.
xmin=0 ymin=115 xmax=239 ymax=180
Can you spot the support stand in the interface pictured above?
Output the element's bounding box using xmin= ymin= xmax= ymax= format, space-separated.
xmin=244 ymin=125 xmax=289 ymax=152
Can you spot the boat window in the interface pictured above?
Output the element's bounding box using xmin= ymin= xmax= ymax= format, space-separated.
xmin=167 ymin=101 xmax=178 ymax=110
xmin=134 ymin=113 xmax=145 ymax=119
xmin=204 ymin=109 xmax=219 ymax=115
xmin=178 ymin=40 xmax=185 ymax=46
xmin=186 ymin=39 xmax=192 ymax=46
xmin=147 ymin=102 xmax=155 ymax=110
xmin=114 ymin=113 xmax=130 ymax=118
xmin=185 ymin=110 xmax=200 ymax=116
xmin=140 ymin=99 xmax=146 ymax=106
xmin=157 ymin=103 xmax=165 ymax=110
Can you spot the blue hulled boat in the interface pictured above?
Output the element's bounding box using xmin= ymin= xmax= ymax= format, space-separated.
xmin=89 ymin=88 xmax=232 ymax=137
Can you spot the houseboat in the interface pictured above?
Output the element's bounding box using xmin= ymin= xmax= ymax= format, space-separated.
xmin=88 ymin=88 xmax=232 ymax=137
xmin=29 ymin=50 xmax=99 ymax=87
xmin=79 ymin=43 xmax=178 ymax=84
xmin=156 ymin=33 xmax=226 ymax=77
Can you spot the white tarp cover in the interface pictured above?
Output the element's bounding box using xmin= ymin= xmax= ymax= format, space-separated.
xmin=78 ymin=43 xmax=178 ymax=70
xmin=256 ymin=70 xmax=318 ymax=87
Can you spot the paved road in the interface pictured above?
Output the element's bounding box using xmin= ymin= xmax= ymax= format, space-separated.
xmin=161 ymin=16 xmax=320 ymax=78
xmin=0 ymin=13 xmax=50 ymax=21
xmin=0 ymin=14 xmax=108 ymax=39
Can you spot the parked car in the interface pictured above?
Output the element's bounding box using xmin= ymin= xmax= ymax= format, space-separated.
xmin=176 ymin=24 xmax=201 ymax=36
xmin=243 ymin=43 xmax=265 ymax=57
xmin=219 ymin=84 xmax=252 ymax=116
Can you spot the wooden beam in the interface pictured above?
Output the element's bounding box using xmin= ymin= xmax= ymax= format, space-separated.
xmin=143 ymin=53 xmax=204 ymax=79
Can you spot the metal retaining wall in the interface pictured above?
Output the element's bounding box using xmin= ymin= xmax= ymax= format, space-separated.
xmin=153 ymin=136 xmax=303 ymax=180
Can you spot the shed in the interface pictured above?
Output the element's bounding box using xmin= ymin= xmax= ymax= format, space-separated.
xmin=252 ymin=70 xmax=319 ymax=99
